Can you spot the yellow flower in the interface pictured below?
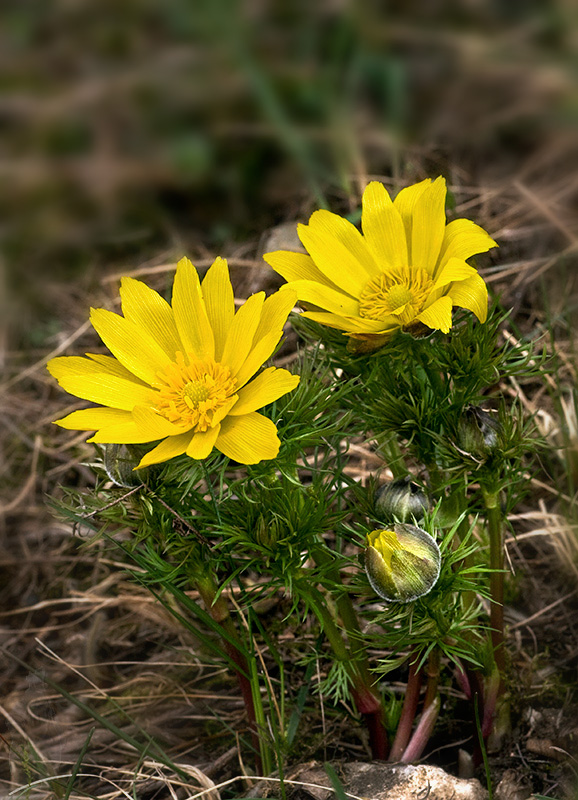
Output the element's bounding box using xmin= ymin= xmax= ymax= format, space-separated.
xmin=264 ymin=177 xmax=497 ymax=350
xmin=48 ymin=257 xmax=300 ymax=468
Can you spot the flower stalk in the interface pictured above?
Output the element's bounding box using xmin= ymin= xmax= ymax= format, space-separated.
xmin=194 ymin=571 xmax=265 ymax=774
xmin=389 ymin=652 xmax=423 ymax=762
xmin=482 ymin=487 xmax=505 ymax=675
xmin=400 ymin=647 xmax=441 ymax=763
xmin=307 ymin=584 xmax=389 ymax=759
xmin=401 ymin=695 xmax=441 ymax=763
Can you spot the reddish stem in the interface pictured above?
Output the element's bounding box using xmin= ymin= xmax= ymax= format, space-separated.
xmin=400 ymin=648 xmax=440 ymax=763
xmin=196 ymin=580 xmax=263 ymax=773
xmin=454 ymin=660 xmax=472 ymax=700
xmin=352 ymin=682 xmax=389 ymax=760
xmin=389 ymin=655 xmax=423 ymax=762
xmin=481 ymin=667 xmax=500 ymax=739
xmin=401 ymin=696 xmax=441 ymax=763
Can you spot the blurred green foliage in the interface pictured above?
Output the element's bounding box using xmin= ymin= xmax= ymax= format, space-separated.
xmin=2 ymin=0 xmax=576 ymax=345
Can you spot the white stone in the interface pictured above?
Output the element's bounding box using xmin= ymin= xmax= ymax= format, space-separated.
xmin=289 ymin=761 xmax=488 ymax=800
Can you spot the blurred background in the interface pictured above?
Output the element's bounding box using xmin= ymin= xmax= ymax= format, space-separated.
xmin=2 ymin=0 xmax=577 ymax=352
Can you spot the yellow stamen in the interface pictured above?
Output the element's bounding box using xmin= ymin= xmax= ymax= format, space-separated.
xmin=153 ymin=352 xmax=237 ymax=432
xmin=359 ymin=266 xmax=434 ymax=325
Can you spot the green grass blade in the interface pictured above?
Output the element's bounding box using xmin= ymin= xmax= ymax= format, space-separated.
xmin=324 ymin=762 xmax=350 ymax=800
xmin=63 ymin=726 xmax=95 ymax=800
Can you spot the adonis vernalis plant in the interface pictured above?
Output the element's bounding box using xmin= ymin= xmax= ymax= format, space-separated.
xmin=47 ymin=178 xmax=544 ymax=777
xmin=264 ymin=177 xmax=496 ymax=350
xmin=48 ymin=256 xmax=299 ymax=467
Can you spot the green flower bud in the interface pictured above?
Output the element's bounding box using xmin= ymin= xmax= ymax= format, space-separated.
xmin=365 ymin=523 xmax=441 ymax=603
xmin=104 ymin=444 xmax=144 ymax=487
xmin=457 ymin=406 xmax=501 ymax=459
xmin=253 ymin=514 xmax=278 ymax=550
xmin=374 ymin=477 xmax=429 ymax=523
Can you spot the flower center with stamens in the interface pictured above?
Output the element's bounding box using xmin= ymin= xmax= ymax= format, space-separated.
xmin=153 ymin=352 xmax=237 ymax=432
xmin=183 ymin=382 xmax=211 ymax=406
xmin=358 ymin=266 xmax=434 ymax=326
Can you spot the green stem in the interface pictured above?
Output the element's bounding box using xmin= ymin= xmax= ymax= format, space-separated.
xmin=379 ymin=434 xmax=407 ymax=479
xmin=478 ymin=488 xmax=511 ymax=750
xmin=482 ymin=488 xmax=505 ymax=676
xmin=312 ymin=549 xmax=373 ymax=686
xmin=308 ymin=585 xmax=389 ymax=759
xmin=422 ymin=647 xmax=441 ymax=713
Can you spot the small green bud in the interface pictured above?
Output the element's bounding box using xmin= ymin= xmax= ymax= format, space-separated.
xmin=374 ymin=477 xmax=429 ymax=523
xmin=104 ymin=444 xmax=144 ymax=487
xmin=253 ymin=514 xmax=278 ymax=550
xmin=364 ymin=523 xmax=441 ymax=603
xmin=457 ymin=406 xmax=501 ymax=459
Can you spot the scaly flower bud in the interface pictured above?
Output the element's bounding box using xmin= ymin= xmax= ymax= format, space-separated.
xmin=458 ymin=406 xmax=501 ymax=460
xmin=103 ymin=444 xmax=144 ymax=487
xmin=374 ymin=477 xmax=429 ymax=523
xmin=365 ymin=524 xmax=441 ymax=603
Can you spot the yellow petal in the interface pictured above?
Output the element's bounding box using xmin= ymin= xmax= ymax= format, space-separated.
xmin=54 ymin=407 xmax=132 ymax=430
xmin=90 ymin=307 xmax=172 ymax=384
xmin=233 ymin=289 xmax=296 ymax=388
xmin=186 ymin=425 xmax=221 ymax=459
xmin=298 ymin=214 xmax=372 ymax=297
xmin=263 ymin=250 xmax=341 ymax=290
xmin=135 ymin=432 xmax=194 ymax=468
xmin=211 ymin=394 xmax=239 ymax=427
xmin=132 ymin=405 xmax=189 ymax=438
xmin=120 ymin=277 xmax=182 ymax=359
xmin=47 ymin=356 xmax=154 ymax=410
xmin=201 ymin=257 xmax=235 ymax=361
xmin=89 ymin=423 xmax=162 ymax=444
xmin=361 ymin=182 xmax=408 ymax=270
xmin=172 ymin=256 xmax=214 ymax=360
xmin=437 ymin=218 xmax=497 ymax=268
xmin=448 ymin=272 xmax=488 ymax=323
xmin=285 ymin=280 xmax=359 ymax=315
xmin=416 ymin=296 xmax=453 ymax=333
xmin=410 ymin=176 xmax=447 ymax=273
xmin=307 ymin=208 xmax=379 ymax=274
xmin=216 ymin=412 xmax=280 ymax=464
xmin=86 ymin=353 xmax=149 ymax=383
xmin=252 ymin=288 xmax=296 ymax=344
xmin=302 ymin=310 xmax=397 ymax=334
xmin=393 ymin=178 xmax=431 ymax=252
xmin=432 ymin=257 xmax=478 ymax=290
xmin=298 ymin=311 xmax=351 ymax=332
xmin=221 ymin=292 xmax=265 ymax=377
xmin=233 ymin=331 xmax=283 ymax=389
xmin=230 ymin=367 xmax=300 ymax=416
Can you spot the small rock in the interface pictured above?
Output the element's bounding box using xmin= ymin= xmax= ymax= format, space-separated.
xmin=258 ymin=222 xmax=304 ymax=259
xmin=249 ymin=761 xmax=488 ymax=800
xmin=343 ymin=762 xmax=488 ymax=800
xmin=458 ymin=748 xmax=475 ymax=779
